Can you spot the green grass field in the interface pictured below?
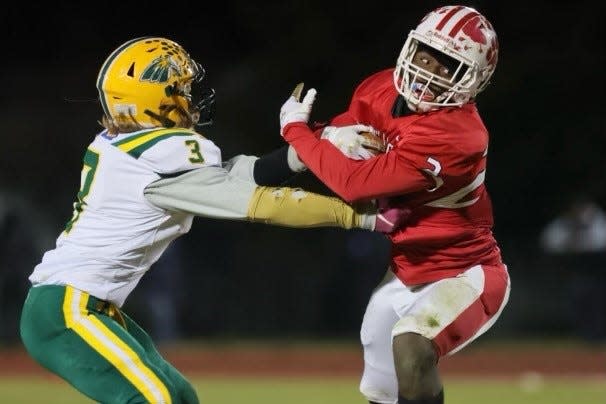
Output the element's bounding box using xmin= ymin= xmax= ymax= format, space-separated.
xmin=0 ymin=375 xmax=604 ymax=403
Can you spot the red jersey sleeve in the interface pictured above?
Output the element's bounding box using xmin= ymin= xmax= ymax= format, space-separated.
xmin=282 ymin=122 xmax=433 ymax=202
xmin=282 ymin=70 xmax=446 ymax=203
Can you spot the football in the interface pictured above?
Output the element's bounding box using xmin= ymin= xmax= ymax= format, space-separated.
xmin=359 ymin=131 xmax=387 ymax=156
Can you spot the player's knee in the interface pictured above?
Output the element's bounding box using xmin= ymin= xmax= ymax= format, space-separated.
xmin=392 ymin=332 xmax=437 ymax=379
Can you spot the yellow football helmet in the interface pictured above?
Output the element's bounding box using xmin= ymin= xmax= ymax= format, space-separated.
xmin=96 ymin=37 xmax=215 ymax=130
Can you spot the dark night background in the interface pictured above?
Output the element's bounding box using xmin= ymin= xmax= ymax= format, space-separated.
xmin=1 ymin=1 xmax=604 ymax=344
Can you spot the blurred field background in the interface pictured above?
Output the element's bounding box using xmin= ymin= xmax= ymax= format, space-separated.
xmin=1 ymin=339 xmax=604 ymax=403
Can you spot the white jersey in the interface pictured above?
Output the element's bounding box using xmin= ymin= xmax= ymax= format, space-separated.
xmin=29 ymin=127 xmax=222 ymax=306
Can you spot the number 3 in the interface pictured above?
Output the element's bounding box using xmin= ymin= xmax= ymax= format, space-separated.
xmin=185 ymin=140 xmax=204 ymax=163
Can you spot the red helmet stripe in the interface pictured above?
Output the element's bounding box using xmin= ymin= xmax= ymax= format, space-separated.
xmin=448 ymin=12 xmax=480 ymax=37
xmin=435 ymin=6 xmax=465 ymax=31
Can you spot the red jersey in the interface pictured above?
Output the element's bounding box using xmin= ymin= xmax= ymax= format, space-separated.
xmin=283 ymin=69 xmax=503 ymax=285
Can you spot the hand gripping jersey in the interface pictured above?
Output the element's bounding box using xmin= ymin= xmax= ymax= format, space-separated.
xmin=29 ymin=128 xmax=221 ymax=306
xmin=282 ymin=69 xmax=503 ymax=285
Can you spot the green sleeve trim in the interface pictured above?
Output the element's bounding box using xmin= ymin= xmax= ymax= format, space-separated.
xmin=112 ymin=128 xmax=198 ymax=158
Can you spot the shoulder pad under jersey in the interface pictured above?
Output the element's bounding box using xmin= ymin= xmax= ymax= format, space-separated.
xmin=111 ymin=128 xmax=222 ymax=174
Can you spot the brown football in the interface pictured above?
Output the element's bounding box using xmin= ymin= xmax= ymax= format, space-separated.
xmin=359 ymin=131 xmax=387 ymax=155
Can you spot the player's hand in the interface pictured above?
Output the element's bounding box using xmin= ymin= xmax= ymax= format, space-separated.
xmin=321 ymin=125 xmax=380 ymax=160
xmin=373 ymin=199 xmax=411 ymax=234
xmin=280 ymin=82 xmax=317 ymax=135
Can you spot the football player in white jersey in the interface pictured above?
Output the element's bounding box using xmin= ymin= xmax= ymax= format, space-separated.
xmin=19 ymin=37 xmax=407 ymax=404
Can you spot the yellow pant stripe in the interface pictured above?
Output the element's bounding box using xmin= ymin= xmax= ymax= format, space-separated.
xmin=62 ymin=287 xmax=171 ymax=403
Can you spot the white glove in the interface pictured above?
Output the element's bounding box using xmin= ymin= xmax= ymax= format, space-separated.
xmin=280 ymin=82 xmax=317 ymax=135
xmin=321 ymin=124 xmax=380 ymax=160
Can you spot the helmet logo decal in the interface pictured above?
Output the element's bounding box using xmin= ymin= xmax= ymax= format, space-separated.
xmin=140 ymin=55 xmax=181 ymax=83
xmin=461 ymin=18 xmax=489 ymax=45
xmin=435 ymin=6 xmax=464 ymax=30
xmin=485 ymin=37 xmax=498 ymax=66
xmin=448 ymin=12 xmax=480 ymax=38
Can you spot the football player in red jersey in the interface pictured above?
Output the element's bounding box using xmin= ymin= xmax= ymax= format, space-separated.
xmin=278 ymin=5 xmax=510 ymax=404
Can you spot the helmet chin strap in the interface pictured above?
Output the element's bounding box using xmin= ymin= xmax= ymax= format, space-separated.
xmin=406 ymin=79 xmax=464 ymax=112
xmin=406 ymin=82 xmax=439 ymax=113
xmin=144 ymin=109 xmax=177 ymax=128
xmin=406 ymin=100 xmax=435 ymax=113
xmin=144 ymin=101 xmax=199 ymax=129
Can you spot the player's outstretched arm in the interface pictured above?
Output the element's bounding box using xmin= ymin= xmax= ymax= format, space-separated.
xmin=250 ymin=122 xmax=385 ymax=185
xmin=247 ymin=186 xmax=405 ymax=233
xmin=252 ymin=145 xmax=306 ymax=186
xmin=143 ymin=166 xmax=404 ymax=233
xmin=221 ymin=144 xmax=305 ymax=188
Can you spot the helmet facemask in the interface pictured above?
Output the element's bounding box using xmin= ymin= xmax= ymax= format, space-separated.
xmin=188 ymin=63 xmax=216 ymax=128
xmin=149 ymin=60 xmax=215 ymax=129
xmin=394 ymin=36 xmax=479 ymax=112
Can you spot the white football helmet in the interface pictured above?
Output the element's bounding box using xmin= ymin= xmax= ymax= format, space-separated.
xmin=394 ymin=5 xmax=499 ymax=112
